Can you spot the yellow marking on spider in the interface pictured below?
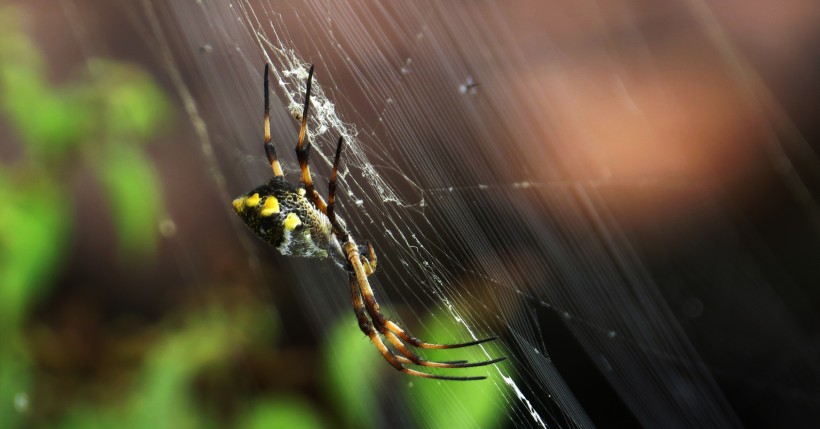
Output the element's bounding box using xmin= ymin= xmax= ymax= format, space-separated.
xmin=260 ymin=196 xmax=280 ymax=217
xmin=245 ymin=193 xmax=261 ymax=207
xmin=232 ymin=198 xmax=245 ymax=213
xmin=283 ymin=212 xmax=302 ymax=230
xmin=298 ymin=188 xmax=306 ymax=197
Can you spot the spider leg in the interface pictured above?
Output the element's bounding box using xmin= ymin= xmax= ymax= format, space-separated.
xmin=324 ymin=129 xmax=501 ymax=377
xmin=325 ymin=137 xmax=377 ymax=276
xmin=291 ymin=65 xmax=337 ymax=218
xmin=349 ymin=274 xmax=486 ymax=381
xmin=344 ymin=238 xmax=502 ymax=351
xmin=384 ymin=330 xmax=506 ymax=369
xmin=384 ymin=320 xmax=497 ymax=350
xmin=263 ymin=63 xmax=284 ymax=177
xmin=360 ymin=241 xmax=377 ymax=276
xmin=327 ymin=136 xmax=343 ymax=228
xmin=294 ymin=65 xmax=320 ymax=204
xmin=312 ymin=192 xmax=329 ymax=214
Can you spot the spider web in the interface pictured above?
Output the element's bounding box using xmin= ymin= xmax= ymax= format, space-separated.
xmin=129 ymin=0 xmax=820 ymax=427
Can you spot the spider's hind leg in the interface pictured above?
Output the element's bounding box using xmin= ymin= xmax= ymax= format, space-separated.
xmin=348 ymin=274 xmax=487 ymax=381
xmin=383 ymin=320 xmax=498 ymax=350
xmin=385 ymin=330 xmax=506 ymax=369
xmin=347 ymin=239 xmax=497 ymax=350
xmin=344 ymin=237 xmax=505 ymax=374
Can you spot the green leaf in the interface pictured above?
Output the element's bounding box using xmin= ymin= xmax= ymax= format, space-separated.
xmin=96 ymin=144 xmax=163 ymax=257
xmin=238 ymin=397 xmax=325 ymax=429
xmin=323 ymin=317 xmax=381 ymax=429
xmin=0 ymin=352 xmax=32 ymax=429
xmin=407 ymin=312 xmax=510 ymax=429
xmin=55 ymin=300 xmax=277 ymax=429
xmin=0 ymin=11 xmax=91 ymax=157
xmin=0 ymin=175 xmax=70 ymax=429
xmin=87 ymin=59 xmax=172 ymax=141
xmin=130 ymin=315 xmax=229 ymax=429
xmin=0 ymin=175 xmax=70 ymax=327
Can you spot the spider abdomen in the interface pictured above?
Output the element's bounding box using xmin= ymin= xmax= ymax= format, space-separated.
xmin=233 ymin=178 xmax=333 ymax=258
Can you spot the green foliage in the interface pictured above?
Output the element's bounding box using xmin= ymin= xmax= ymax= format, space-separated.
xmin=58 ymin=307 xmax=274 ymax=429
xmin=0 ymin=8 xmax=91 ymax=158
xmin=407 ymin=312 xmax=509 ymax=429
xmin=86 ymin=59 xmax=172 ymax=142
xmin=238 ymin=397 xmax=325 ymax=429
xmin=97 ymin=144 xmax=163 ymax=255
xmin=0 ymin=11 xmax=170 ymax=258
xmin=324 ymin=310 xmax=510 ymax=429
xmin=129 ymin=312 xmax=234 ymax=429
xmin=0 ymin=6 xmax=172 ymax=429
xmin=323 ymin=317 xmax=380 ymax=429
xmin=0 ymin=176 xmax=69 ymax=327
xmin=0 ymin=112 xmax=73 ymax=429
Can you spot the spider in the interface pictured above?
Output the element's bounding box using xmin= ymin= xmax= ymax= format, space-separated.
xmin=232 ymin=63 xmax=505 ymax=380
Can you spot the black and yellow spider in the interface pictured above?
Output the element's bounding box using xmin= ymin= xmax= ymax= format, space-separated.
xmin=232 ymin=64 xmax=505 ymax=380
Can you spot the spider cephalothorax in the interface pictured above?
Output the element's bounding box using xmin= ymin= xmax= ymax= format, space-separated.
xmin=232 ymin=63 xmax=504 ymax=380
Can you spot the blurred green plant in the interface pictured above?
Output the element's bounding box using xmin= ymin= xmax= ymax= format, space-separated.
xmin=0 ymin=9 xmax=170 ymax=259
xmin=323 ymin=317 xmax=381 ymax=429
xmin=0 ymin=7 xmax=327 ymax=429
xmin=237 ymin=396 xmax=325 ymax=429
xmin=0 ymin=6 xmax=169 ymax=428
xmin=406 ymin=311 xmax=509 ymax=429
xmin=56 ymin=304 xmax=324 ymax=429
xmin=323 ymin=308 xmax=509 ymax=429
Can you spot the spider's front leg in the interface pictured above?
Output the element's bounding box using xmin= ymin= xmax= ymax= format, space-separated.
xmin=294 ymin=65 xmax=320 ymax=204
xmin=289 ymin=64 xmax=334 ymax=215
